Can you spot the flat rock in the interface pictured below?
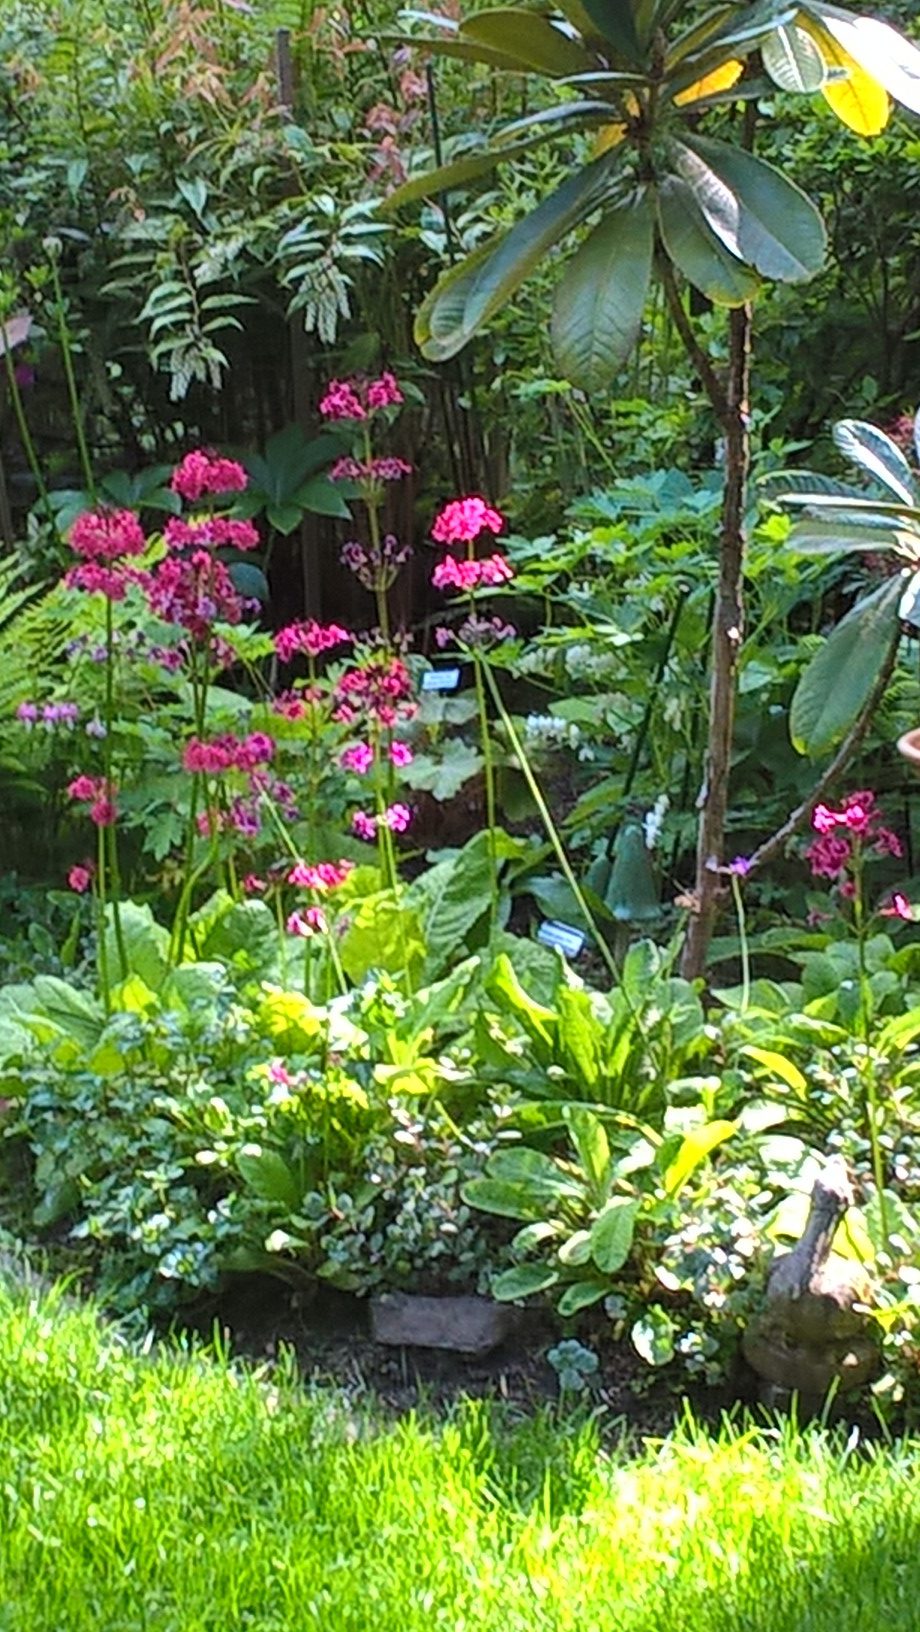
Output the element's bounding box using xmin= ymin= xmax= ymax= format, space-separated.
xmin=370 ymin=1293 xmax=517 ymax=1356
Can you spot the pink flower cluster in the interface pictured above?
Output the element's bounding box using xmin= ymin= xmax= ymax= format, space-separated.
xmin=432 ymin=554 xmax=514 ymax=593
xmin=334 ymin=654 xmax=415 ymax=729
xmin=67 ymin=862 xmax=95 ymax=894
xmin=352 ymin=802 xmax=412 ymax=841
xmin=318 ymin=372 xmax=403 ymax=422
xmin=287 ymin=906 xmax=328 ymax=938
xmin=330 ymin=456 xmax=413 ymax=484
xmin=65 ymin=561 xmax=150 ymax=601
xmin=69 ymin=508 xmax=147 ymax=561
xmin=287 ymin=859 xmax=353 ymax=892
xmin=147 ymin=551 xmax=250 ymax=641
xmin=340 ymin=740 xmax=412 ymax=774
xmin=182 ymin=732 xmax=275 ymax=774
xmin=164 ymin=516 xmax=259 ymax=553
xmin=431 ymin=496 xmax=504 ymax=547
xmin=274 ymin=621 xmax=351 ymax=664
xmin=805 ymin=790 xmax=903 ymax=880
xmin=67 ymin=774 xmax=117 ymax=827
xmin=170 ymin=450 xmax=248 ymax=502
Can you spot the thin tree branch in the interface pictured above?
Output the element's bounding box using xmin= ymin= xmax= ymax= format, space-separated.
xmin=657 ymin=254 xmax=728 ymax=422
xmin=743 ymin=630 xmax=901 ymax=879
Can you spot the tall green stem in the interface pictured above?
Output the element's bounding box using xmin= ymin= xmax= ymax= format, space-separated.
xmin=482 ymin=663 xmax=619 ymax=985
xmin=472 ymin=647 xmax=499 ymax=939
xmin=853 ymin=847 xmax=889 ymax=1251
xmin=48 ymin=252 xmax=95 ymax=498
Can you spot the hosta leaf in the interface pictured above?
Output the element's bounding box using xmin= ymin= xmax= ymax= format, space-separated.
xmin=790 ymin=574 xmax=904 ymax=755
xmin=460 ymin=8 xmax=597 ymax=76
xmin=590 ymin=1196 xmax=639 ymax=1272
xmin=491 ymin=1263 xmax=560 ymax=1301
xmin=801 ymin=17 xmax=889 ymax=134
xmin=461 ymin=1177 xmax=546 ymax=1221
xmin=672 ymin=57 xmax=743 ymax=106
xmin=833 ymin=419 xmax=918 ymax=505
xmin=550 ymin=193 xmax=653 ymax=391
xmin=761 ymin=24 xmax=824 ymax=92
xmin=557 ymin=1278 xmax=611 ymax=1314
xmin=656 ymin=174 xmax=760 ymax=306
xmin=676 ymin=134 xmax=826 ymax=282
xmin=417 ymin=151 xmax=620 ymax=361
xmin=808 ymin=8 xmax=920 ymax=117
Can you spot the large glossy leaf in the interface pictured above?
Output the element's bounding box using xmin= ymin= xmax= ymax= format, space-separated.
xmin=656 ymin=174 xmax=759 ymax=306
xmin=416 ymin=150 xmax=621 ymax=361
xmin=384 ymin=34 xmax=543 ymax=70
xmin=798 ymin=15 xmax=889 ymax=132
xmin=787 ymin=517 xmax=917 ymax=557
xmin=550 ymin=193 xmax=653 ymax=390
xmin=576 ymin=0 xmax=643 ymax=63
xmin=676 ymin=134 xmax=826 ymax=283
xmin=761 ymin=24 xmax=825 ymax=92
xmin=492 ymin=99 xmax=621 ymax=145
xmin=562 ymin=1104 xmax=611 ymax=1204
xmin=662 ymin=1119 xmax=736 ymax=1197
xmin=667 ymin=0 xmax=796 ymax=78
xmin=491 ymin=1263 xmax=560 ymax=1300
xmin=807 ymin=7 xmax=920 ymax=116
xmin=833 ymin=419 xmax=918 ymax=505
xmin=790 ymin=574 xmax=904 ymax=755
xmin=672 ymin=57 xmax=743 ymax=106
xmin=760 ymin=468 xmax=874 ymax=504
xmin=460 ymin=8 xmax=597 ymax=75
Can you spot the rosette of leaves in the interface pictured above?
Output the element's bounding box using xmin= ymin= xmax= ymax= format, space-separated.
xmin=768 ymin=410 xmax=920 ymax=754
xmin=461 ymin=1102 xmax=737 ymax=1326
xmin=383 ymin=1 xmax=920 ymax=392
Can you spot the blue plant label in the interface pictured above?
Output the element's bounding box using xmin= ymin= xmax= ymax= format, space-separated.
xmin=537 ymin=920 xmax=585 ymax=957
xmin=421 ymin=667 xmax=461 ymax=692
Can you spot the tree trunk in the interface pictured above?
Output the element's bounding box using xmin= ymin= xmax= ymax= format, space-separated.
xmin=679 ymin=302 xmax=752 ymax=980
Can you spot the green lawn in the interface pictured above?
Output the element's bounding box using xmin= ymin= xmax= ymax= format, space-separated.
xmin=0 ymin=1277 xmax=918 ymax=1632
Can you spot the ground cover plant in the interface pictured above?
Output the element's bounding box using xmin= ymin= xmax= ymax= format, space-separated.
xmin=4 ymin=1274 xmax=920 ymax=1632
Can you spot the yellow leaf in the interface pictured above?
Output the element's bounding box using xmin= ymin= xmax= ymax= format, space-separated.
xmin=594 ymin=123 xmax=626 ymax=154
xmin=673 ymin=59 xmax=743 ymax=108
xmin=802 ymin=17 xmax=890 ymax=135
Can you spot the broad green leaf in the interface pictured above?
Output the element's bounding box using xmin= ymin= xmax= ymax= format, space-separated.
xmin=790 ymin=574 xmax=903 ymax=754
xmin=605 ymin=820 xmax=661 ymax=922
xmin=486 ymin=1146 xmax=583 ymax=1202
xmin=809 ymin=8 xmax=920 ymax=117
xmin=385 ymin=34 xmax=546 ymax=70
xmin=662 ymin=1119 xmax=737 ymax=1197
xmin=557 ymin=1278 xmax=611 ymax=1314
xmin=104 ymin=901 xmax=170 ymax=993
xmin=417 ymin=150 xmax=622 ymax=361
xmin=28 ymin=976 xmax=104 ymax=1049
xmin=557 ymin=987 xmax=605 ymax=1092
xmin=408 ymin=828 xmax=520 ymax=979
xmin=460 ymin=8 xmax=597 ymax=75
xmin=656 ymin=175 xmax=759 ymax=307
xmin=562 ymin=1104 xmax=611 ymax=1202
xmin=485 ymin=952 xmax=558 ymax=1047
xmin=675 ymin=134 xmax=826 ymax=283
xmin=667 ymin=0 xmax=797 ymax=80
xmin=576 ymin=0 xmax=642 ymax=62
xmin=237 ymin=1146 xmax=303 ymax=1209
xmin=761 ymin=24 xmax=824 ymax=92
xmin=787 ymin=517 xmax=913 ymax=556
xmin=833 ymin=419 xmax=918 ymax=505
xmin=199 ymin=898 xmax=278 ymax=979
xmin=590 ymin=1196 xmax=639 ymax=1272
xmin=875 ymin=1007 xmax=920 ymax=1057
xmin=339 ymin=894 xmax=426 ymax=986
xmin=229 ymin=562 xmax=269 ymax=603
xmin=550 ymin=194 xmax=653 ymax=391
xmin=461 ymin=1177 xmax=546 ymax=1221
xmin=294 ymin=474 xmax=352 ymax=519
xmin=383 ymin=130 xmax=593 ymax=212
xmin=492 ymin=99 xmax=620 ymax=145
xmin=491 ymin=1263 xmax=560 ymax=1301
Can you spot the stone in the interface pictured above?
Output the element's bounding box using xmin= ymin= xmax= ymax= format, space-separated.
xmin=370 ymin=1293 xmax=517 ymax=1356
